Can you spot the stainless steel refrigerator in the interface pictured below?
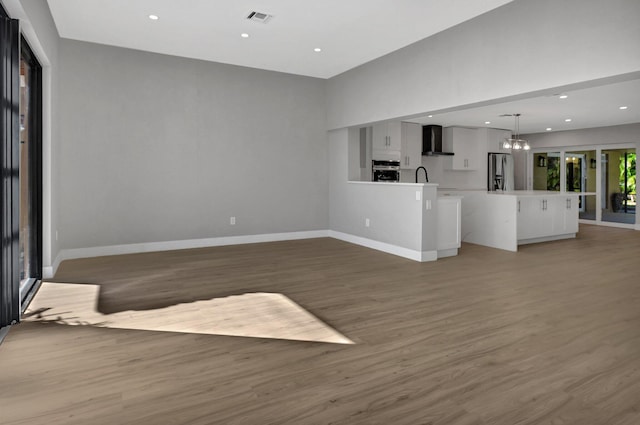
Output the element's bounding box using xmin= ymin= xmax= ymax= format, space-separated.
xmin=488 ymin=153 xmax=514 ymax=191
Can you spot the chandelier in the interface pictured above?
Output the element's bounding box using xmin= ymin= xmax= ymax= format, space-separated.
xmin=502 ymin=113 xmax=530 ymax=151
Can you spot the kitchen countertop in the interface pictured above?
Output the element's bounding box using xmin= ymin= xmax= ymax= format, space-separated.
xmin=348 ymin=181 xmax=439 ymax=187
xmin=438 ymin=189 xmax=595 ymax=196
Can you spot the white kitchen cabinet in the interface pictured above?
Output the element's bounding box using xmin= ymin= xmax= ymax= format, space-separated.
xmin=372 ymin=122 xmax=402 ymax=159
xmin=443 ymin=127 xmax=479 ymax=170
xmin=517 ymin=195 xmax=578 ymax=241
xmin=437 ymin=196 xmax=462 ymax=257
xmin=558 ymin=196 xmax=579 ymax=234
xmin=400 ymin=122 xmax=422 ymax=170
xmin=486 ymin=128 xmax=512 ymax=153
xmin=517 ymin=196 xmax=554 ymax=240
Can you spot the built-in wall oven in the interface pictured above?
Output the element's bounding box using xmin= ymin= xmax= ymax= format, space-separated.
xmin=372 ymin=160 xmax=400 ymax=182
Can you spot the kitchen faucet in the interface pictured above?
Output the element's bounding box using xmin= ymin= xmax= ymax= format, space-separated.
xmin=415 ymin=166 xmax=429 ymax=183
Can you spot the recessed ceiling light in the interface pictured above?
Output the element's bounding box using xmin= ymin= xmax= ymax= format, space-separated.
xmin=559 ymin=95 xmax=568 ymax=99
xmin=546 ymin=127 xmax=552 ymax=131
xmin=619 ymin=106 xmax=628 ymax=110
xmin=484 ymin=121 xmax=491 ymax=124
xmin=148 ymin=14 xmax=159 ymax=20
xmin=427 ymin=115 xmax=433 ymax=118
xmin=565 ymin=118 xmax=572 ymax=122
xmin=314 ymin=48 xmax=322 ymax=52
xmin=241 ymin=33 xmax=249 ymax=38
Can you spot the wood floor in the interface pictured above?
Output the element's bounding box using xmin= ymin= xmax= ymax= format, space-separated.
xmin=1 ymin=224 xmax=640 ymax=425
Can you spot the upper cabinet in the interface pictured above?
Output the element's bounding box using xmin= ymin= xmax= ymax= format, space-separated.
xmin=400 ymin=122 xmax=422 ymax=169
xmin=372 ymin=122 xmax=421 ymax=168
xmin=372 ymin=122 xmax=402 ymax=159
xmin=486 ymin=128 xmax=512 ymax=153
xmin=443 ymin=127 xmax=479 ymax=170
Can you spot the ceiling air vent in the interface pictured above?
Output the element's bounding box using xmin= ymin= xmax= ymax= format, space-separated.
xmin=246 ymin=11 xmax=273 ymax=23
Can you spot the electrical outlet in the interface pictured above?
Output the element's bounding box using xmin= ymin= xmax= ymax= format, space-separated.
xmin=425 ymin=200 xmax=432 ymax=210
xmin=55 ymin=230 xmax=59 ymax=241
xmin=416 ymin=191 xmax=421 ymax=201
xmin=230 ymin=216 xmax=236 ymax=225
xmin=365 ymin=218 xmax=370 ymax=227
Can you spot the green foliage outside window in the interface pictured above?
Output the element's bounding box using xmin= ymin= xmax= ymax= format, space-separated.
xmin=619 ymin=153 xmax=636 ymax=195
xmin=546 ymin=157 xmax=560 ymax=191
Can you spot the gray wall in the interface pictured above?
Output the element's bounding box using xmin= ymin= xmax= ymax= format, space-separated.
xmin=58 ymin=40 xmax=328 ymax=249
xmin=326 ymin=0 xmax=640 ymax=130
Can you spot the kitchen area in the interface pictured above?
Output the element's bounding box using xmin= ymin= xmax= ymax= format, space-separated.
xmin=329 ymin=119 xmax=581 ymax=261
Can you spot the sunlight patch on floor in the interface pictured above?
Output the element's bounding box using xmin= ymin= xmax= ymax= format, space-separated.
xmin=24 ymin=282 xmax=353 ymax=344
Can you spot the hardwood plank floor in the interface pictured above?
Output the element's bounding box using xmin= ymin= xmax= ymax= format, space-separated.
xmin=1 ymin=224 xmax=640 ymax=424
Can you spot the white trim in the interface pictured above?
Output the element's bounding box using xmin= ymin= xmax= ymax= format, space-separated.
xmin=329 ymin=230 xmax=437 ymax=262
xmin=43 ymin=265 xmax=54 ymax=279
xmin=0 ymin=326 xmax=10 ymax=344
xmin=45 ymin=231 xmax=329 ymax=278
xmin=437 ymin=248 xmax=458 ymax=259
xmin=44 ymin=229 xmax=439 ymax=277
xmin=40 ymin=220 xmax=637 ymax=279
xmin=578 ymin=219 xmax=636 ymax=230
xmin=518 ymin=233 xmax=576 ymax=245
xmin=348 ymin=181 xmax=439 ymax=188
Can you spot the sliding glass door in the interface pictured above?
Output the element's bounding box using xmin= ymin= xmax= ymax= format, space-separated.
xmin=1 ymin=8 xmax=42 ymax=330
xmin=533 ymin=152 xmax=561 ymax=191
xmin=18 ymin=38 xmax=43 ymax=307
xmin=565 ymin=150 xmax=597 ymax=221
xmin=602 ymin=149 xmax=636 ymax=224
xmin=529 ymin=146 xmax=636 ymax=228
xmin=1 ymin=11 xmax=21 ymax=329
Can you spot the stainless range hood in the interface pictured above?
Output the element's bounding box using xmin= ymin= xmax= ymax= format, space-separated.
xmin=422 ymin=125 xmax=454 ymax=156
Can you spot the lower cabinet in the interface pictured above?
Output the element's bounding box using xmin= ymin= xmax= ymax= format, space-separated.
xmin=437 ymin=197 xmax=461 ymax=257
xmin=559 ymin=196 xmax=579 ymax=234
xmin=517 ymin=195 xmax=579 ymax=241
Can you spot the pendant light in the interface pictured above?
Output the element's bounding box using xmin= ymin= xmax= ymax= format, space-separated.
xmin=503 ymin=113 xmax=530 ymax=151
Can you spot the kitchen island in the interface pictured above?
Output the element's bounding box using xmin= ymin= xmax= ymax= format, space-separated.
xmin=330 ymin=181 xmax=462 ymax=262
xmin=438 ymin=190 xmax=581 ymax=252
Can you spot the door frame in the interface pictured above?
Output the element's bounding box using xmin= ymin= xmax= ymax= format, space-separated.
xmin=0 ymin=6 xmax=43 ymax=332
xmin=18 ymin=35 xmax=43 ymax=311
xmin=565 ymin=152 xmax=586 ymax=212
xmin=0 ymin=7 xmax=21 ymax=330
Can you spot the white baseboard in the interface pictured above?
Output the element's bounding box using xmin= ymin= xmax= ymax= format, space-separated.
xmin=45 ymin=230 xmax=329 ymax=279
xmin=0 ymin=326 xmax=10 ymax=344
xmin=329 ymin=231 xmax=437 ymax=262
xmin=42 ymin=229 xmax=440 ymax=278
xmin=437 ymin=248 xmax=458 ymax=259
xmin=518 ymin=233 xmax=576 ymax=246
xmin=578 ymin=220 xmax=638 ymax=230
xmin=43 ymin=266 xmax=54 ymax=279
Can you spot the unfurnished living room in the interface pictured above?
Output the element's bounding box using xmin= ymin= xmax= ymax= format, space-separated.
xmin=1 ymin=1 xmax=639 ymax=424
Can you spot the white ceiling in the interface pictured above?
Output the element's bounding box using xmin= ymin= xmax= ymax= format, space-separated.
xmin=46 ymin=0 xmax=639 ymax=133
xmin=406 ymin=78 xmax=640 ymax=134
xmin=46 ymin=0 xmax=513 ymax=79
